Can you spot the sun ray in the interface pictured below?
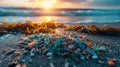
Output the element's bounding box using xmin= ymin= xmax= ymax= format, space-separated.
xmin=42 ymin=1 xmax=52 ymax=8
xmin=40 ymin=0 xmax=57 ymax=9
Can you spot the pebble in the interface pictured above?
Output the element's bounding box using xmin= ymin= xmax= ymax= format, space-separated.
xmin=0 ymin=60 xmax=2 ymax=63
xmin=21 ymin=60 xmax=26 ymax=63
xmin=50 ymin=62 xmax=55 ymax=67
xmin=6 ymin=49 xmax=16 ymax=55
xmin=8 ymin=63 xmax=17 ymax=67
xmin=16 ymin=64 xmax=21 ymax=67
xmin=64 ymin=62 xmax=69 ymax=67
xmin=30 ymin=52 xmax=35 ymax=57
xmin=108 ymin=60 xmax=115 ymax=67
xmin=80 ymin=56 xmax=85 ymax=60
xmin=2 ymin=33 xmax=117 ymax=67
xmin=22 ymin=64 xmax=27 ymax=67
xmin=47 ymin=52 xmax=53 ymax=57
xmin=28 ymin=59 xmax=33 ymax=63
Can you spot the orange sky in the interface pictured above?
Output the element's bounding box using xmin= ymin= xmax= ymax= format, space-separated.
xmin=0 ymin=0 xmax=120 ymax=8
xmin=0 ymin=0 xmax=97 ymax=8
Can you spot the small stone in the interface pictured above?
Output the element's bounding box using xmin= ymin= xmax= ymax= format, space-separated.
xmin=50 ymin=62 xmax=55 ymax=67
xmin=65 ymin=61 xmax=69 ymax=67
xmin=14 ymin=51 xmax=22 ymax=55
xmin=0 ymin=60 xmax=2 ymax=63
xmin=68 ymin=45 xmax=74 ymax=49
xmin=73 ymin=64 xmax=77 ymax=67
xmin=8 ymin=63 xmax=17 ymax=67
xmin=30 ymin=52 xmax=35 ymax=57
xmin=28 ymin=59 xmax=33 ymax=63
xmin=80 ymin=56 xmax=85 ymax=60
xmin=23 ymin=50 xmax=28 ymax=54
xmin=22 ymin=64 xmax=27 ymax=67
xmin=19 ymin=42 xmax=28 ymax=45
xmin=21 ymin=60 xmax=26 ymax=63
xmin=98 ymin=60 xmax=104 ymax=64
xmin=100 ymin=46 xmax=106 ymax=51
xmin=92 ymin=55 xmax=98 ymax=59
xmin=16 ymin=64 xmax=21 ymax=67
xmin=87 ymin=42 xmax=93 ymax=48
xmin=47 ymin=52 xmax=53 ymax=57
xmin=107 ymin=60 xmax=115 ymax=67
xmin=6 ymin=49 xmax=16 ymax=55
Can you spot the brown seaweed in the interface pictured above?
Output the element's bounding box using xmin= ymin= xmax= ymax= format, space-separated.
xmin=0 ymin=21 xmax=120 ymax=37
xmin=66 ymin=25 xmax=120 ymax=37
xmin=0 ymin=21 xmax=63 ymax=35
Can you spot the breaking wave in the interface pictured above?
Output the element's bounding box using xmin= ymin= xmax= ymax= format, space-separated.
xmin=0 ymin=7 xmax=120 ymax=16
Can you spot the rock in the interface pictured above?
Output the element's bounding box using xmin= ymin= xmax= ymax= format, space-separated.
xmin=0 ymin=60 xmax=2 ymax=63
xmin=98 ymin=60 xmax=104 ymax=64
xmin=8 ymin=63 xmax=17 ymax=67
xmin=16 ymin=64 xmax=21 ymax=67
xmin=30 ymin=52 xmax=35 ymax=57
xmin=50 ymin=62 xmax=55 ymax=67
xmin=23 ymin=50 xmax=28 ymax=54
xmin=21 ymin=60 xmax=26 ymax=63
xmin=14 ymin=51 xmax=22 ymax=55
xmin=28 ymin=59 xmax=33 ymax=63
xmin=22 ymin=64 xmax=27 ymax=67
xmin=108 ymin=60 xmax=115 ymax=67
xmin=80 ymin=55 xmax=85 ymax=60
xmin=87 ymin=42 xmax=93 ymax=48
xmin=99 ymin=46 xmax=106 ymax=51
xmin=47 ymin=52 xmax=53 ymax=57
xmin=64 ymin=61 xmax=69 ymax=67
xmin=6 ymin=49 xmax=16 ymax=55
xmin=19 ymin=42 xmax=28 ymax=45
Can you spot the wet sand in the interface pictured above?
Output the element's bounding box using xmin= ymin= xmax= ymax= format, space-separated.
xmin=0 ymin=23 xmax=120 ymax=67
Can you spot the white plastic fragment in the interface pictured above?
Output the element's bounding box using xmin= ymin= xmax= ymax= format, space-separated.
xmin=50 ymin=62 xmax=55 ymax=67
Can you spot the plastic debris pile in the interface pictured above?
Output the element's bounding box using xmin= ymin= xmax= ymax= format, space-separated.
xmin=1 ymin=33 xmax=115 ymax=67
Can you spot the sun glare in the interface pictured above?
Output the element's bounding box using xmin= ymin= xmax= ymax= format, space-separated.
xmin=43 ymin=16 xmax=55 ymax=22
xmin=45 ymin=17 xmax=52 ymax=22
xmin=42 ymin=2 xmax=52 ymax=8
xmin=41 ymin=0 xmax=57 ymax=9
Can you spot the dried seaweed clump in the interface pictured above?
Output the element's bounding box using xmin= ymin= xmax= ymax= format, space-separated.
xmin=65 ymin=25 xmax=120 ymax=37
xmin=0 ymin=21 xmax=64 ymax=35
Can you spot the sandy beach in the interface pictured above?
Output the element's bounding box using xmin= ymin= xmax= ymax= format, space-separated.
xmin=0 ymin=0 xmax=120 ymax=67
xmin=0 ymin=23 xmax=120 ymax=67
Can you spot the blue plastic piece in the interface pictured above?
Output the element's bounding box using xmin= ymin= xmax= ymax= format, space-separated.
xmin=54 ymin=38 xmax=62 ymax=48
xmin=75 ymin=39 xmax=87 ymax=51
xmin=86 ymin=48 xmax=98 ymax=59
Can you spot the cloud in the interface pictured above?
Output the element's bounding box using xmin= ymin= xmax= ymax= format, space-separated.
xmin=0 ymin=0 xmax=120 ymax=8
xmin=58 ymin=0 xmax=120 ymax=6
xmin=28 ymin=0 xmax=88 ymax=3
xmin=60 ymin=0 xmax=86 ymax=2
xmin=85 ymin=0 xmax=120 ymax=6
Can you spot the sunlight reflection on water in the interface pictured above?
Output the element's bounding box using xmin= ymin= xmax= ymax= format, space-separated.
xmin=0 ymin=16 xmax=120 ymax=24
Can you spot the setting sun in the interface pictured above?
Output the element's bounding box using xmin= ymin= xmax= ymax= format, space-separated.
xmin=42 ymin=2 xmax=52 ymax=8
xmin=41 ymin=0 xmax=57 ymax=9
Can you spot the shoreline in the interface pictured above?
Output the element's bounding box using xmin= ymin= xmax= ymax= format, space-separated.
xmin=0 ymin=21 xmax=120 ymax=37
xmin=68 ymin=22 xmax=120 ymax=28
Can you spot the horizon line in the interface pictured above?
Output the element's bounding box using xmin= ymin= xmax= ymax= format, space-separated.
xmin=0 ymin=6 xmax=120 ymax=10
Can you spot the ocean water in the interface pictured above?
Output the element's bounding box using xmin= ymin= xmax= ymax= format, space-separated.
xmin=0 ymin=7 xmax=120 ymax=24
